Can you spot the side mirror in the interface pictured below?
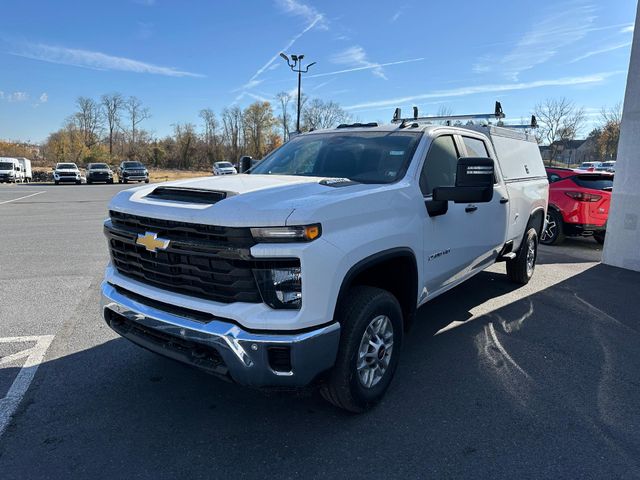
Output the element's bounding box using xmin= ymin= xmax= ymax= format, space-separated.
xmin=433 ymin=157 xmax=494 ymax=204
xmin=239 ymin=156 xmax=253 ymax=173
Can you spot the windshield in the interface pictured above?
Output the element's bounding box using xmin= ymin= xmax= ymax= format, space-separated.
xmin=90 ymin=163 xmax=109 ymax=169
xmin=216 ymin=162 xmax=233 ymax=168
xmin=123 ymin=162 xmax=144 ymax=168
xmin=0 ymin=162 xmax=14 ymax=170
xmin=57 ymin=163 xmax=77 ymax=169
xmin=250 ymin=131 xmax=422 ymax=184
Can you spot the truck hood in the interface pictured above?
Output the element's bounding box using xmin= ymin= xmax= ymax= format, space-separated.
xmin=55 ymin=169 xmax=80 ymax=173
xmin=109 ymin=174 xmax=379 ymax=227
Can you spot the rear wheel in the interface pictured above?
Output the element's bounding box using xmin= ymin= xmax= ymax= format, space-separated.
xmin=594 ymin=232 xmax=606 ymax=245
xmin=507 ymin=228 xmax=538 ymax=285
xmin=540 ymin=209 xmax=565 ymax=245
xmin=54 ymin=180 xmax=59 ymax=185
xmin=320 ymin=286 xmax=403 ymax=413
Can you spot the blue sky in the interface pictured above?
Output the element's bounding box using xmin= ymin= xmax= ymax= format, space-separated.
xmin=0 ymin=0 xmax=636 ymax=142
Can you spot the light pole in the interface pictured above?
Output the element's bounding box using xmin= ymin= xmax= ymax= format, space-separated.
xmin=280 ymin=53 xmax=316 ymax=134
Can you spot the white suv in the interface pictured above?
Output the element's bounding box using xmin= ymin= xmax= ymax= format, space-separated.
xmin=101 ymin=119 xmax=548 ymax=412
xmin=53 ymin=162 xmax=82 ymax=185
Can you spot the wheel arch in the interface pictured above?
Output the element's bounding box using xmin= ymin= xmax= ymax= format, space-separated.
xmin=335 ymin=248 xmax=418 ymax=331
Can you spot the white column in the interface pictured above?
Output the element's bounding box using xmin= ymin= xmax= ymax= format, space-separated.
xmin=602 ymin=3 xmax=640 ymax=271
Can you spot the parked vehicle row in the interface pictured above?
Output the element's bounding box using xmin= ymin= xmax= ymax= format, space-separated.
xmin=578 ymin=161 xmax=616 ymax=172
xmin=542 ymin=167 xmax=613 ymax=245
xmin=50 ymin=161 xmax=150 ymax=185
xmin=0 ymin=157 xmax=32 ymax=183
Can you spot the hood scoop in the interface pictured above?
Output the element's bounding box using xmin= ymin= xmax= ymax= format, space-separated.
xmin=146 ymin=186 xmax=227 ymax=204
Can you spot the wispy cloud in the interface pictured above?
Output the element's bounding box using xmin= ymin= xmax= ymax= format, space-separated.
xmin=0 ymin=91 xmax=29 ymax=102
xmin=621 ymin=24 xmax=634 ymax=34
xmin=330 ymin=46 xmax=391 ymax=80
xmin=236 ymin=0 xmax=325 ymax=96
xmin=39 ymin=92 xmax=48 ymax=103
xmin=276 ymin=0 xmax=327 ymax=29
xmin=344 ymin=71 xmax=622 ymax=111
xmin=390 ymin=7 xmax=406 ymax=22
xmin=571 ymin=42 xmax=632 ymax=63
xmin=9 ymin=43 xmax=204 ymax=77
xmin=474 ymin=1 xmax=597 ymax=79
xmin=309 ymin=57 xmax=424 ymax=79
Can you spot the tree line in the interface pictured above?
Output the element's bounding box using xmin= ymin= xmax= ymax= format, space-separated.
xmin=37 ymin=92 xmax=351 ymax=170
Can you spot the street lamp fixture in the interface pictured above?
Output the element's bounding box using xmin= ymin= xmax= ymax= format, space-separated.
xmin=280 ymin=52 xmax=315 ymax=134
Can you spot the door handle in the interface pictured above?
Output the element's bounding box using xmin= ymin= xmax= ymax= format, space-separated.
xmin=500 ymin=197 xmax=509 ymax=204
xmin=465 ymin=205 xmax=478 ymax=213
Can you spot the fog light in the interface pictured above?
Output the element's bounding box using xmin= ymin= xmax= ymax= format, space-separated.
xmin=253 ymin=267 xmax=302 ymax=309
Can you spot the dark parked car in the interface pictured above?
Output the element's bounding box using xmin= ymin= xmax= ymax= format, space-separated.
xmin=86 ymin=163 xmax=114 ymax=184
xmin=118 ymin=161 xmax=149 ymax=184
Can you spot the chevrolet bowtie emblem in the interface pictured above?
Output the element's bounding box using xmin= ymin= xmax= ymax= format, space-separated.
xmin=136 ymin=231 xmax=170 ymax=252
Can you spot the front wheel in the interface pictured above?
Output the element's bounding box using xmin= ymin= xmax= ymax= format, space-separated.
xmin=507 ymin=227 xmax=538 ymax=285
xmin=320 ymin=286 xmax=403 ymax=413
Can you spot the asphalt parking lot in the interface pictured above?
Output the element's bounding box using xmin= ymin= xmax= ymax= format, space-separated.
xmin=1 ymin=183 xmax=639 ymax=479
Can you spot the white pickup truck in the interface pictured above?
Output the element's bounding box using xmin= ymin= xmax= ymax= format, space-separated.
xmin=101 ymin=110 xmax=548 ymax=412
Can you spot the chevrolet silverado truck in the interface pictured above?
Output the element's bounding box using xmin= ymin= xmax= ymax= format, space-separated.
xmin=101 ymin=113 xmax=548 ymax=412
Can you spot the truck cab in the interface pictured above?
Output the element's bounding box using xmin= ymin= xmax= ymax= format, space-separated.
xmin=101 ymin=104 xmax=548 ymax=412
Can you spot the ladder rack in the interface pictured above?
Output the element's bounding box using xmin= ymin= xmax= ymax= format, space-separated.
xmin=390 ymin=102 xmax=537 ymax=129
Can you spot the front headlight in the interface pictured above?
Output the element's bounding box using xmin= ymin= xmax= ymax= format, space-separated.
xmin=250 ymin=224 xmax=321 ymax=243
xmin=253 ymin=267 xmax=302 ymax=309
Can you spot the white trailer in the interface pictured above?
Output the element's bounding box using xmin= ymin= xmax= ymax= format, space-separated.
xmin=17 ymin=158 xmax=32 ymax=183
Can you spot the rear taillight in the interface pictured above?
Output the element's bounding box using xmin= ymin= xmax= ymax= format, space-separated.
xmin=565 ymin=191 xmax=602 ymax=202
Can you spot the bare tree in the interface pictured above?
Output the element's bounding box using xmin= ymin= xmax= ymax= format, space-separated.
xmin=101 ymin=93 xmax=123 ymax=158
xmin=275 ymin=91 xmax=292 ymax=142
xmin=74 ymin=97 xmax=103 ymax=148
xmin=221 ymin=106 xmax=243 ymax=163
xmin=243 ymin=101 xmax=276 ymax=158
xmin=596 ymin=101 xmax=623 ymax=161
xmin=302 ymin=99 xmax=350 ymax=130
xmin=534 ymin=98 xmax=585 ymax=163
xmin=125 ymin=96 xmax=151 ymax=155
xmin=199 ymin=108 xmax=219 ymax=162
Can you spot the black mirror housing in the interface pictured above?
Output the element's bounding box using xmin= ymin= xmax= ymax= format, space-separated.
xmin=433 ymin=157 xmax=495 ymax=204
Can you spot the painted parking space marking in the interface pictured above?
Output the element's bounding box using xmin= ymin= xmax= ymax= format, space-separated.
xmin=0 ymin=335 xmax=54 ymax=438
xmin=0 ymin=191 xmax=45 ymax=205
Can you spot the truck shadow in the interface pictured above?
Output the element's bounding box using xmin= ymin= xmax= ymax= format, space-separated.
xmin=2 ymin=264 xmax=639 ymax=479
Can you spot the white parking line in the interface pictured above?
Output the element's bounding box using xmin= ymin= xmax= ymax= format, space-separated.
xmin=0 ymin=335 xmax=54 ymax=438
xmin=0 ymin=191 xmax=45 ymax=205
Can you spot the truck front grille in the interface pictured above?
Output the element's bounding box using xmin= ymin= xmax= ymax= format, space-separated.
xmin=105 ymin=211 xmax=299 ymax=305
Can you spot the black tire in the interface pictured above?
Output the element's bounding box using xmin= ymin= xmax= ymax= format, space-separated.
xmin=507 ymin=228 xmax=538 ymax=285
xmin=144 ymin=179 xmax=149 ymax=183
xmin=75 ymin=180 xmax=81 ymax=185
xmin=540 ymin=209 xmax=565 ymax=245
xmin=87 ymin=179 xmax=92 ymax=185
xmin=108 ymin=179 xmax=114 ymax=184
xmin=54 ymin=180 xmax=59 ymax=185
xmin=320 ymin=286 xmax=403 ymax=413
xmin=594 ymin=232 xmax=606 ymax=245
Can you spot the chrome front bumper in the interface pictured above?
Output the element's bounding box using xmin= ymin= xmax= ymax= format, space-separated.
xmin=100 ymin=282 xmax=340 ymax=387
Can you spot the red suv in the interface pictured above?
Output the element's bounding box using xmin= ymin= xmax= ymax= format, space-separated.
xmin=542 ymin=167 xmax=613 ymax=245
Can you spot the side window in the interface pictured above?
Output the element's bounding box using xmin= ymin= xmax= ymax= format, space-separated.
xmin=462 ymin=136 xmax=489 ymax=157
xmin=547 ymin=173 xmax=561 ymax=183
xmin=420 ymin=135 xmax=459 ymax=196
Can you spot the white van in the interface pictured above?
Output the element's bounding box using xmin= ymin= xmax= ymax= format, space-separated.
xmin=0 ymin=157 xmax=24 ymax=183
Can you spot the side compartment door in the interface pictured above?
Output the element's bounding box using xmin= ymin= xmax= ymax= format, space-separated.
xmin=458 ymin=135 xmax=510 ymax=271
xmin=420 ymin=134 xmax=476 ymax=295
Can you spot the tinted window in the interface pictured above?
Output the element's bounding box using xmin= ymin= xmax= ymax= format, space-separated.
xmin=420 ymin=135 xmax=459 ymax=195
xmin=462 ymin=136 xmax=489 ymax=157
xmin=90 ymin=163 xmax=109 ymax=169
xmin=572 ymin=175 xmax=613 ymax=191
xmin=57 ymin=163 xmax=77 ymax=169
xmin=0 ymin=162 xmax=13 ymax=170
xmin=251 ymin=131 xmax=422 ymax=184
xmin=123 ymin=162 xmax=144 ymax=168
xmin=548 ymin=173 xmax=562 ymax=183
